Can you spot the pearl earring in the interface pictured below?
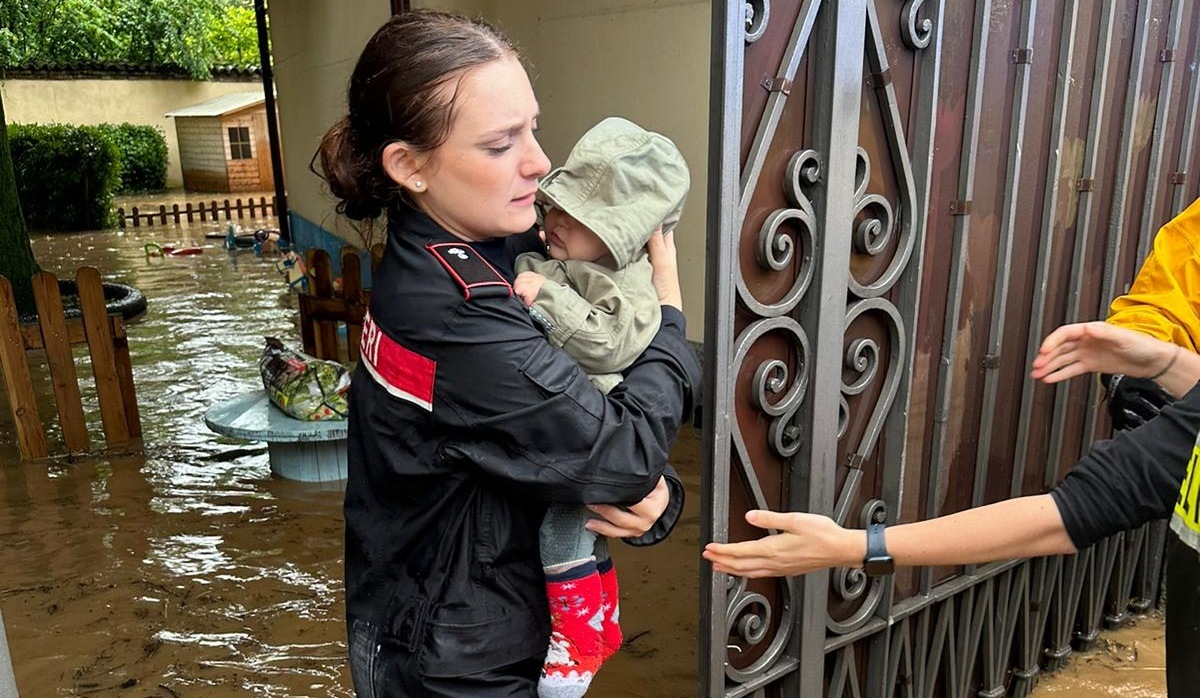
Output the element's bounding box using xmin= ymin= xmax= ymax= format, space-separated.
xmin=413 ymin=180 xmax=424 ymax=190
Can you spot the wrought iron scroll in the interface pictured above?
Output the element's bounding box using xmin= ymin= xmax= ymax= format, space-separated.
xmin=900 ymin=0 xmax=932 ymax=50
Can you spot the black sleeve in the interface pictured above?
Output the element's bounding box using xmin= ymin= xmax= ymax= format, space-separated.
xmin=437 ymin=302 xmax=701 ymax=508
xmin=1050 ymin=381 xmax=1200 ymax=550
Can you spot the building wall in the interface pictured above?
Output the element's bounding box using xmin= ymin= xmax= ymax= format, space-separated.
xmin=267 ymin=0 xmax=711 ymax=339
xmin=0 ymin=78 xmax=262 ymax=188
xmin=495 ymin=0 xmax=711 ymax=339
xmin=267 ymin=0 xmax=390 ymax=250
xmin=176 ymin=117 xmax=229 ymax=192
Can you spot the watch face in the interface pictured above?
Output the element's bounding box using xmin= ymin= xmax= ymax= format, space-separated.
xmin=863 ymin=557 xmax=894 ymax=577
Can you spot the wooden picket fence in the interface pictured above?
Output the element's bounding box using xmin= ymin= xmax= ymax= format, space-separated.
xmin=297 ymin=246 xmax=381 ymax=364
xmin=0 ymin=268 xmax=141 ymax=460
xmin=116 ymin=196 xmax=277 ymax=227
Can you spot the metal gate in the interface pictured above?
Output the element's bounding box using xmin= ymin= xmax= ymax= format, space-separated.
xmin=701 ymin=0 xmax=1200 ymax=695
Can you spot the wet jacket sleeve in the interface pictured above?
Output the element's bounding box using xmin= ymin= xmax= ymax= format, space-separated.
xmin=437 ymin=301 xmax=701 ymax=509
xmin=1106 ymin=198 xmax=1200 ymax=352
xmin=1050 ymin=381 xmax=1200 ymax=549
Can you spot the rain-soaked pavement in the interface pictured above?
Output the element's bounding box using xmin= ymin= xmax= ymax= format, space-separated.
xmin=0 ymin=205 xmax=1166 ymax=696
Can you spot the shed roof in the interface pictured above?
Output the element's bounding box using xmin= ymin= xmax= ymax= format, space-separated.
xmin=165 ymin=91 xmax=265 ymax=118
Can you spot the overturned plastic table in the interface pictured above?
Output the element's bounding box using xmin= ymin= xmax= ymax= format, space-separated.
xmin=204 ymin=390 xmax=348 ymax=483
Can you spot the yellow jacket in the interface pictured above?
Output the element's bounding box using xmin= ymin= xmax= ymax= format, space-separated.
xmin=1107 ymin=197 xmax=1200 ymax=350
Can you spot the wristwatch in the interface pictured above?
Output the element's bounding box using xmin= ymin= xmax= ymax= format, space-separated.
xmin=862 ymin=522 xmax=894 ymax=576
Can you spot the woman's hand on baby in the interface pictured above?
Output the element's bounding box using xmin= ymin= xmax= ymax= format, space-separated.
xmin=514 ymin=271 xmax=545 ymax=307
xmin=585 ymin=476 xmax=670 ymax=538
xmin=646 ymin=228 xmax=683 ymax=311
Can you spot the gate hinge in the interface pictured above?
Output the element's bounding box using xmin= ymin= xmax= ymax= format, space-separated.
xmin=1011 ymin=48 xmax=1033 ymax=64
xmin=1076 ymin=178 xmax=1094 ymax=192
xmin=949 ymin=200 xmax=972 ymax=216
xmin=1172 ymin=171 xmax=1188 ymax=185
xmin=1159 ymin=48 xmax=1176 ymax=63
xmin=761 ymin=76 xmax=792 ymax=95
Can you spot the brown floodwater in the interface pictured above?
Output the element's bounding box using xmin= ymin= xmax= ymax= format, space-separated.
xmin=0 ymin=207 xmax=1165 ymax=697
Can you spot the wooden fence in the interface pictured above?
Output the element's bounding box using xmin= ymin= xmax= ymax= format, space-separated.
xmin=116 ymin=196 xmax=277 ymax=227
xmin=0 ymin=268 xmax=141 ymax=460
xmin=298 ymin=246 xmax=381 ymax=364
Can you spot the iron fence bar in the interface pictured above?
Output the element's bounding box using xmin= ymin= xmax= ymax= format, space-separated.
xmin=736 ymin=0 xmax=822 ymax=225
xmin=970 ymin=0 xmax=1038 ymax=512
xmin=0 ymin=608 xmax=15 ymax=698
xmin=1013 ymin=556 xmax=1060 ymax=695
xmin=797 ymin=2 xmax=866 ymax=695
xmin=1012 ymin=0 xmax=1079 ymax=498
xmin=1075 ymin=536 xmax=1123 ymax=649
xmin=858 ymin=1 xmax=944 ymax=689
xmin=1172 ymin=21 xmax=1200 ymax=215
xmin=1086 ymin=0 xmax=1154 ymax=449
xmin=922 ymin=0 xmax=992 ymax=595
xmin=1078 ymin=9 xmax=1168 ymax=646
xmin=888 ymin=0 xmax=945 ymax=518
xmin=1135 ymin=0 xmax=1185 ymax=265
xmin=1044 ymin=0 xmax=1118 ymax=491
xmin=701 ymin=1 xmax=746 ymax=695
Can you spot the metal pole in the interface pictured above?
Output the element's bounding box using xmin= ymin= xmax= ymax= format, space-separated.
xmin=254 ymin=0 xmax=291 ymax=245
xmin=0 ymin=608 xmax=18 ymax=697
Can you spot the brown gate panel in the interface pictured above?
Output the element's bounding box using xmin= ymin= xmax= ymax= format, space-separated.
xmin=704 ymin=0 xmax=1200 ymax=695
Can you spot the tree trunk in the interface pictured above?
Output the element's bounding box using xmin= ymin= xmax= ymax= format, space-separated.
xmin=0 ymin=91 xmax=40 ymax=313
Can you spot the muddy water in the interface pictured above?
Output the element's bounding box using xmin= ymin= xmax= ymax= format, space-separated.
xmin=0 ymin=212 xmax=1165 ymax=697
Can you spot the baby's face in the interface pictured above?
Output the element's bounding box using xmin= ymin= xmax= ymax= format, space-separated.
xmin=542 ymin=207 xmax=610 ymax=263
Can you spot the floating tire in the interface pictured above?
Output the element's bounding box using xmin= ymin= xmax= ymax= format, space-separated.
xmin=19 ymin=280 xmax=148 ymax=324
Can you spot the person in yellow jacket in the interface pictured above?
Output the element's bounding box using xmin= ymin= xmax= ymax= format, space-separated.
xmin=1103 ymin=196 xmax=1200 ymax=696
xmin=1108 ymin=197 xmax=1200 ymax=351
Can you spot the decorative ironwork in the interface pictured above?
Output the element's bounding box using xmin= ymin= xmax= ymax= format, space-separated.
xmin=724 ymin=574 xmax=798 ymax=683
xmin=744 ymin=0 xmax=770 ymax=43
xmin=900 ymin=0 xmax=932 ymax=50
xmin=705 ymin=0 xmax=1191 ymax=695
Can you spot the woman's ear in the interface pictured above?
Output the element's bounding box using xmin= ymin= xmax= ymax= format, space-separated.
xmin=381 ymin=142 xmax=426 ymax=193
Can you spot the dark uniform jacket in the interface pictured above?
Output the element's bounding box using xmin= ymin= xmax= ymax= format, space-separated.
xmin=344 ymin=203 xmax=701 ymax=696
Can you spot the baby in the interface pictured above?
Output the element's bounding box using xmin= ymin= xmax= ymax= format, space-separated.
xmin=513 ymin=116 xmax=690 ymax=698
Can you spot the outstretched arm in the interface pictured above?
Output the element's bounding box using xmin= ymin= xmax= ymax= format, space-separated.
xmin=1031 ymin=321 xmax=1200 ymax=397
xmin=702 ymin=496 xmax=1072 ymax=578
xmin=705 ymin=321 xmax=1200 ymax=579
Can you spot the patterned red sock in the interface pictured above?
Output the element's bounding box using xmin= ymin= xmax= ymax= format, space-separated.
xmin=540 ymin=562 xmax=605 ymax=698
xmin=596 ymin=558 xmax=622 ymax=659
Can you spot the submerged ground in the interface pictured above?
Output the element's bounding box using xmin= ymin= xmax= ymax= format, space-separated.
xmin=0 ymin=205 xmax=1165 ymax=696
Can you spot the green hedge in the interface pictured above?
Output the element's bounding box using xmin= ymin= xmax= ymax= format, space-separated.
xmin=7 ymin=124 xmax=119 ymax=231
xmin=97 ymin=123 xmax=168 ymax=193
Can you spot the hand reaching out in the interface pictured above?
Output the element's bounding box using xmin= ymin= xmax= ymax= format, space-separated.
xmin=702 ymin=510 xmax=862 ymax=578
xmin=1030 ymin=321 xmax=1176 ymax=383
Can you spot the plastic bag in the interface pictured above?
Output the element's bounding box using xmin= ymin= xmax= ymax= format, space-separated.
xmin=259 ymin=337 xmax=350 ymax=420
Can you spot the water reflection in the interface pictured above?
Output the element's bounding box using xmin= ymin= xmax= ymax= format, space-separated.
xmin=0 ymin=215 xmax=1148 ymax=697
xmin=0 ymin=217 xmax=351 ymax=696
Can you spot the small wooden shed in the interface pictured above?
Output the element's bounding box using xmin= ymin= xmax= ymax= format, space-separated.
xmin=165 ymin=92 xmax=275 ymax=193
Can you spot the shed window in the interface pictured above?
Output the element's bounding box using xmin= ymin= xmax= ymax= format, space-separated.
xmin=228 ymin=127 xmax=252 ymax=160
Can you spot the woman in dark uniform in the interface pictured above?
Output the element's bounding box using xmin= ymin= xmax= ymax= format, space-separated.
xmin=313 ymin=11 xmax=701 ymax=697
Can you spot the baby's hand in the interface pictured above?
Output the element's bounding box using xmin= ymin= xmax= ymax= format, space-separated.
xmin=514 ymin=271 xmax=546 ymax=307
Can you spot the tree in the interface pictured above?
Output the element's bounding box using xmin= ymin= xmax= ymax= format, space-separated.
xmin=0 ymin=93 xmax=40 ymax=313
xmin=1 ymin=0 xmax=259 ymax=78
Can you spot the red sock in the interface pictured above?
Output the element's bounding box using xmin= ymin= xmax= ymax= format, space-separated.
xmin=541 ymin=563 xmax=605 ymax=698
xmin=596 ymin=558 xmax=622 ymax=659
